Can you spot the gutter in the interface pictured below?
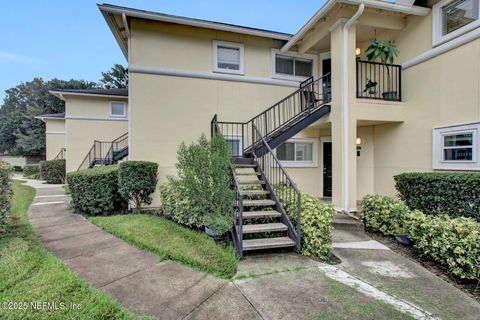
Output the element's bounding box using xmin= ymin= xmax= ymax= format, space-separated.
xmin=342 ymin=3 xmax=365 ymax=212
xmin=281 ymin=0 xmax=429 ymax=52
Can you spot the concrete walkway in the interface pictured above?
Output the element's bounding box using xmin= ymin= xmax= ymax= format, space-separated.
xmin=21 ymin=177 xmax=479 ymax=320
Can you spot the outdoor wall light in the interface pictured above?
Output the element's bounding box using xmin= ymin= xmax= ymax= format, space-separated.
xmin=355 ymin=48 xmax=361 ymax=56
xmin=356 ymin=137 xmax=362 ymax=145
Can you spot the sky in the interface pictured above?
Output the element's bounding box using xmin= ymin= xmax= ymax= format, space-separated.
xmin=0 ymin=0 xmax=328 ymax=101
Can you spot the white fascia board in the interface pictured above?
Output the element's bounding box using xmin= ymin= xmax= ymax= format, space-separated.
xmin=98 ymin=5 xmax=292 ymax=41
xmin=281 ymin=0 xmax=430 ymax=52
xmin=49 ymin=91 xmax=128 ymax=100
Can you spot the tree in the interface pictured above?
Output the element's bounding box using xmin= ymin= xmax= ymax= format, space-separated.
xmin=99 ymin=64 xmax=128 ymax=89
xmin=0 ymin=78 xmax=97 ymax=156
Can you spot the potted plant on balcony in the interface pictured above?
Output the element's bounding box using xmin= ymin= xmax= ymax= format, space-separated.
xmin=363 ymin=79 xmax=378 ymax=95
xmin=365 ymin=39 xmax=399 ymax=100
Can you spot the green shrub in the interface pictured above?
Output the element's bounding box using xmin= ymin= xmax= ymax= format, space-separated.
xmin=23 ymin=164 xmax=40 ymax=178
xmin=278 ymin=186 xmax=335 ymax=259
xmin=361 ymin=194 xmax=480 ymax=280
xmin=0 ymin=161 xmax=13 ymax=222
xmin=160 ymin=134 xmax=234 ymax=235
xmin=13 ymin=165 xmax=23 ymax=172
xmin=395 ymin=172 xmax=480 ymax=220
xmin=119 ymin=161 xmax=158 ymax=210
xmin=39 ymin=159 xmax=66 ymax=184
xmin=67 ymin=165 xmax=127 ymax=215
xmin=405 ymin=211 xmax=480 ymax=280
xmin=360 ymin=195 xmax=410 ymax=236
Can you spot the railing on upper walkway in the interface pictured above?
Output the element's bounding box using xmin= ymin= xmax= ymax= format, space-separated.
xmin=212 ymin=73 xmax=332 ymax=157
xmin=356 ymin=60 xmax=402 ymax=102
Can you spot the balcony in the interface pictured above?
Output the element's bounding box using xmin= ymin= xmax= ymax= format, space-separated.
xmin=356 ymin=60 xmax=402 ymax=102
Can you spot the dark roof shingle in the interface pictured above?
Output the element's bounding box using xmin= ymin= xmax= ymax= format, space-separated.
xmin=54 ymin=87 xmax=128 ymax=97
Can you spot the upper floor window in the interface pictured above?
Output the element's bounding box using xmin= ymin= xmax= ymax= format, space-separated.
xmin=433 ymin=0 xmax=480 ymax=46
xmin=272 ymin=50 xmax=314 ymax=81
xmin=110 ymin=102 xmax=127 ymax=118
xmin=213 ymin=40 xmax=244 ymax=75
xmin=433 ymin=122 xmax=479 ymax=170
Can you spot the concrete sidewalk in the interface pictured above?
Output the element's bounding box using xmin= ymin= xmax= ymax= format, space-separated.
xmin=21 ymin=177 xmax=479 ymax=320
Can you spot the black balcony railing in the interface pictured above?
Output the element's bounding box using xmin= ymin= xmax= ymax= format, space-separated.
xmin=356 ymin=60 xmax=402 ymax=102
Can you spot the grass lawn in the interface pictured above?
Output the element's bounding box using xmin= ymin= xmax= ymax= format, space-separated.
xmin=90 ymin=214 xmax=238 ymax=278
xmin=63 ymin=184 xmax=70 ymax=194
xmin=0 ymin=181 xmax=137 ymax=320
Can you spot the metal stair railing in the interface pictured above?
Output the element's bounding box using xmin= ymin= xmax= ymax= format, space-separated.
xmin=77 ymin=133 xmax=128 ymax=171
xmin=213 ymin=73 xmax=331 ymax=157
xmin=53 ymin=148 xmax=66 ymax=160
xmin=211 ymin=116 xmax=244 ymax=257
xmin=251 ymin=123 xmax=302 ymax=252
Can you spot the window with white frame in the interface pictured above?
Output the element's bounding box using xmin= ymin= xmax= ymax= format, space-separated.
xmin=213 ymin=41 xmax=244 ymax=75
xmin=224 ymin=135 xmax=243 ymax=157
xmin=275 ymin=139 xmax=317 ymax=167
xmin=432 ymin=123 xmax=480 ymax=170
xmin=272 ymin=50 xmax=314 ymax=80
xmin=433 ymin=0 xmax=480 ymax=46
xmin=110 ymin=102 xmax=126 ymax=118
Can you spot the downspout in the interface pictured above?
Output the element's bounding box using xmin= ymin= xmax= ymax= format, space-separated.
xmin=342 ymin=4 xmax=364 ymax=212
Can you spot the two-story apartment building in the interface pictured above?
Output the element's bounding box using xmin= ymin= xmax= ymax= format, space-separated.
xmin=44 ymin=88 xmax=128 ymax=172
xmin=96 ymin=0 xmax=480 ymax=214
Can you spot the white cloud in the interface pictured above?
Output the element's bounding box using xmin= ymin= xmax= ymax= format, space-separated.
xmin=0 ymin=51 xmax=48 ymax=65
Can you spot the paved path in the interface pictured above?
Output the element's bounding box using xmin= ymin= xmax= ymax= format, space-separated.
xmin=22 ymin=177 xmax=479 ymax=320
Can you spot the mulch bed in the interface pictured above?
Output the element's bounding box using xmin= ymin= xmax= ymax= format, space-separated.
xmin=367 ymin=231 xmax=480 ymax=301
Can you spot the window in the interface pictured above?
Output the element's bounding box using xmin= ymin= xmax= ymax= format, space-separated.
xmin=275 ymin=139 xmax=317 ymax=167
xmin=110 ymin=102 xmax=126 ymax=117
xmin=272 ymin=50 xmax=314 ymax=80
xmin=213 ymin=41 xmax=244 ymax=75
xmin=433 ymin=123 xmax=480 ymax=170
xmin=433 ymin=0 xmax=480 ymax=46
xmin=224 ymin=135 xmax=243 ymax=157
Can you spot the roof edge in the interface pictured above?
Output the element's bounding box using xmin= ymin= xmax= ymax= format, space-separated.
xmin=281 ymin=0 xmax=431 ymax=52
xmin=49 ymin=90 xmax=129 ymax=100
xmin=98 ymin=4 xmax=293 ymax=43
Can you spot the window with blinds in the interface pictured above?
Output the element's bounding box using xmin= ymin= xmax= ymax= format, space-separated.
xmin=273 ymin=52 xmax=313 ymax=80
xmin=442 ymin=0 xmax=479 ymax=35
xmin=213 ymin=41 xmax=244 ymax=75
xmin=433 ymin=0 xmax=480 ymax=46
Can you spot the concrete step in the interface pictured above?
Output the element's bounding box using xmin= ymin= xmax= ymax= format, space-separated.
xmin=242 ymin=190 xmax=270 ymax=196
xmin=243 ymin=237 xmax=296 ymax=251
xmin=242 ymin=222 xmax=288 ymax=234
xmin=235 ymin=163 xmax=256 ymax=168
xmin=239 ymin=180 xmax=265 ymax=185
xmin=333 ymin=213 xmax=364 ymax=231
xmin=235 ymin=171 xmax=261 ymax=176
xmin=243 ymin=199 xmax=276 ymax=207
xmin=243 ymin=210 xmax=281 ymax=219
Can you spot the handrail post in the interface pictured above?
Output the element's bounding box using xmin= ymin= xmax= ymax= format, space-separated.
xmin=297 ymin=192 xmax=301 ymax=253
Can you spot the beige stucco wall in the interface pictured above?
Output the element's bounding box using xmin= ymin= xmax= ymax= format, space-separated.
xmin=129 ymin=19 xmax=309 ymax=206
xmin=64 ymin=96 xmax=128 ymax=172
xmin=45 ymin=119 xmax=65 ymax=160
xmin=372 ymin=39 xmax=480 ymax=197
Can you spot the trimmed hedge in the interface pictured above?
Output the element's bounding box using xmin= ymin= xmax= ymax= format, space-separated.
xmin=278 ymin=186 xmax=335 ymax=259
xmin=118 ymin=161 xmax=158 ymax=210
xmin=395 ymin=172 xmax=480 ymax=220
xmin=361 ymin=195 xmax=410 ymax=235
xmin=0 ymin=161 xmax=13 ymax=222
xmin=39 ymin=159 xmax=66 ymax=184
xmin=361 ymin=195 xmax=480 ymax=280
xmin=67 ymin=165 xmax=127 ymax=215
xmin=23 ymin=164 xmax=40 ymax=178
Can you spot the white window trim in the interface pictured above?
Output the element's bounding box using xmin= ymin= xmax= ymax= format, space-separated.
xmin=432 ymin=122 xmax=480 ymax=170
xmin=274 ymin=138 xmax=318 ymax=168
xmin=433 ymin=0 xmax=480 ymax=47
xmin=109 ymin=101 xmax=127 ymax=118
xmin=224 ymin=135 xmax=243 ymax=157
xmin=271 ymin=49 xmax=317 ymax=81
xmin=213 ymin=40 xmax=244 ymax=75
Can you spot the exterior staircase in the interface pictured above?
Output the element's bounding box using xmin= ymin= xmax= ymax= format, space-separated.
xmin=77 ymin=132 xmax=128 ymax=170
xmin=212 ymin=74 xmax=332 ymax=257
